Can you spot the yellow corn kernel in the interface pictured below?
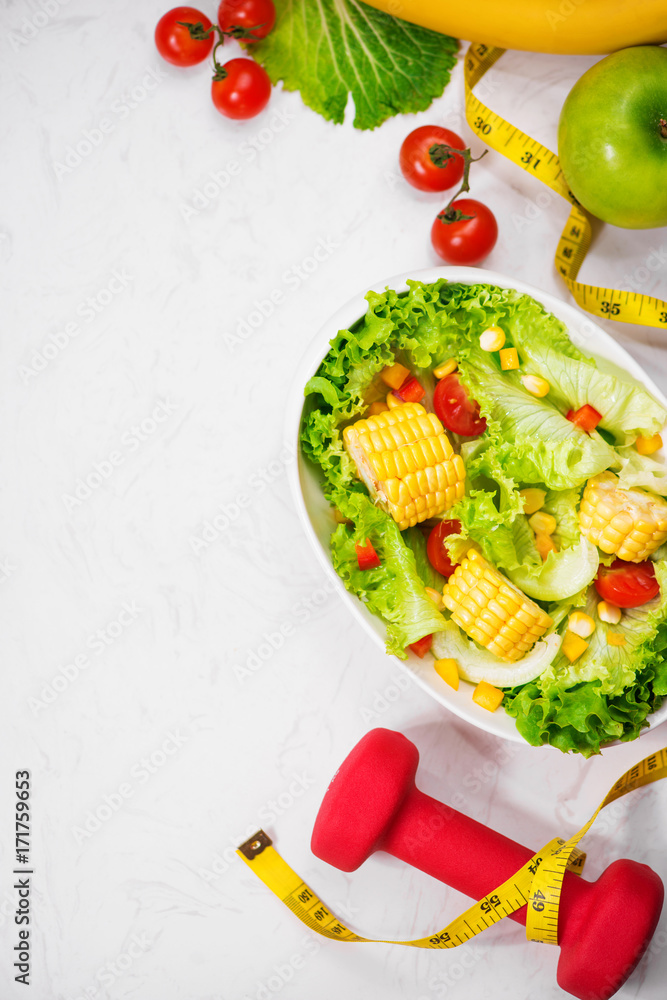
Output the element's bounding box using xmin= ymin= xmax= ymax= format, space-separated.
xmin=529 ymin=511 xmax=557 ymax=535
xmin=579 ymin=471 xmax=667 ymax=562
xmin=472 ymin=680 xmax=504 ymax=712
xmin=562 ymin=632 xmax=589 ymax=663
xmin=381 ymin=363 xmax=410 ymax=390
xmin=500 ymin=347 xmax=519 ymax=371
xmin=636 ymin=433 xmax=663 ymax=456
xmin=386 ymin=391 xmax=401 ymax=409
xmin=521 ymin=374 xmax=550 ymax=397
xmin=520 ymin=488 xmax=546 ymax=515
xmin=343 ymin=403 xmax=466 ymax=531
xmin=597 ymin=600 xmax=622 ymax=625
xmin=442 ymin=549 xmax=552 ymax=662
xmin=425 ymin=586 xmax=443 ymax=609
xmin=367 ymin=401 xmax=389 ymax=416
xmin=568 ymin=611 xmax=596 ymax=639
xmin=480 ymin=326 xmax=505 ymax=352
xmin=607 ymin=632 xmax=626 ymax=647
xmin=534 ymin=532 xmax=558 ymax=562
xmin=434 ymin=657 xmax=459 ymax=690
xmin=433 ymin=359 xmax=458 ymax=379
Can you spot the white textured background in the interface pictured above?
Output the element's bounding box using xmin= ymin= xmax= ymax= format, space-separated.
xmin=2 ymin=3 xmax=667 ymax=1000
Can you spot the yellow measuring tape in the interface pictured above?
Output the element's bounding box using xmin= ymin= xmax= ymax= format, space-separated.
xmin=463 ymin=42 xmax=667 ymax=329
xmin=238 ymin=746 xmax=667 ymax=948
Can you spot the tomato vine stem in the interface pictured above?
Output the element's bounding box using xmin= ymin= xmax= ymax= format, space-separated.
xmin=179 ymin=20 xmax=264 ymax=80
xmin=434 ymin=146 xmax=487 ymax=224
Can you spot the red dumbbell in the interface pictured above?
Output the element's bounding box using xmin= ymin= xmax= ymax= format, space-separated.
xmin=311 ymin=729 xmax=664 ymax=1000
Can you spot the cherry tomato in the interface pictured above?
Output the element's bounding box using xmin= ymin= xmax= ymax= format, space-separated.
xmin=155 ymin=7 xmax=214 ymax=66
xmin=399 ymin=126 xmax=466 ymax=193
xmin=218 ymin=0 xmax=276 ymax=40
xmin=566 ymin=404 xmax=602 ymax=433
xmin=426 ymin=520 xmax=462 ymax=578
xmin=355 ymin=538 xmax=381 ymax=571
xmin=431 ymin=199 xmax=498 ymax=266
xmin=434 ymin=372 xmax=487 ymax=437
xmin=211 ymin=58 xmax=271 ymax=119
xmin=409 ymin=634 xmax=433 ymax=657
xmin=595 ymin=559 xmax=660 ymax=608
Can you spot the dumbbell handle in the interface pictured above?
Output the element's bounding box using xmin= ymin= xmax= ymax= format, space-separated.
xmin=382 ymin=785 xmax=587 ymax=929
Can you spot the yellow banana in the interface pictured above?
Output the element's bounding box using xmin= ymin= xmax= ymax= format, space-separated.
xmin=363 ymin=0 xmax=667 ymax=55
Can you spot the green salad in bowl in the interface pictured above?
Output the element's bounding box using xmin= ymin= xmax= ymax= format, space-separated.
xmin=299 ymin=275 xmax=667 ymax=756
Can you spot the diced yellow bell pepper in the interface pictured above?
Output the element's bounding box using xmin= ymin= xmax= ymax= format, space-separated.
xmin=472 ymin=680 xmax=504 ymax=712
xmin=534 ymin=531 xmax=558 ymax=562
xmin=381 ymin=363 xmax=410 ymax=390
xmin=499 ymin=347 xmax=519 ymax=370
xmin=636 ymin=433 xmax=663 ymax=456
xmin=562 ymin=632 xmax=589 ymax=663
xmin=434 ymin=657 xmax=459 ymax=690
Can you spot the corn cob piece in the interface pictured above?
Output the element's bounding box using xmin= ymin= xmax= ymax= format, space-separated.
xmin=579 ymin=472 xmax=667 ymax=562
xmin=343 ymin=402 xmax=465 ymax=530
xmin=442 ymin=549 xmax=553 ymax=662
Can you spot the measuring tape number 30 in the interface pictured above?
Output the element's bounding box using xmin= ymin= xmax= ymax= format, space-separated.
xmin=238 ymin=746 xmax=667 ymax=951
xmin=464 ymin=42 xmax=667 ymax=329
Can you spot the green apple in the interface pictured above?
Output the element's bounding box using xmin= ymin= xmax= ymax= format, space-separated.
xmin=558 ymin=46 xmax=667 ymax=229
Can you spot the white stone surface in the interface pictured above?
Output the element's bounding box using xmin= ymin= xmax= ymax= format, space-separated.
xmin=1 ymin=4 xmax=667 ymax=1000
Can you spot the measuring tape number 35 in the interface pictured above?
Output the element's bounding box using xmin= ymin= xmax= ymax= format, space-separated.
xmin=464 ymin=42 xmax=667 ymax=329
xmin=238 ymin=746 xmax=667 ymax=951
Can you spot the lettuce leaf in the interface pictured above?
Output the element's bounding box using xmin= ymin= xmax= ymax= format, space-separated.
xmin=403 ymin=526 xmax=445 ymax=592
xmin=247 ymin=0 xmax=458 ymax=130
xmin=543 ymin=488 xmax=583 ymax=549
xmin=460 ymin=365 xmax=618 ymax=490
xmin=616 ymin=447 xmax=667 ymax=495
xmin=508 ymin=322 xmax=667 ymax=445
xmin=331 ymin=493 xmax=446 ymax=656
xmin=450 ymin=456 xmax=598 ymax=601
xmin=504 ymin=655 xmax=667 ymax=757
xmin=508 ymin=538 xmax=599 ymax=603
xmin=505 ymin=563 xmax=667 ymax=755
xmin=541 ymin=562 xmax=667 ymax=696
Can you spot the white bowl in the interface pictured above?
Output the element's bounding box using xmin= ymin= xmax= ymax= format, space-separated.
xmin=287 ymin=266 xmax=667 ymax=746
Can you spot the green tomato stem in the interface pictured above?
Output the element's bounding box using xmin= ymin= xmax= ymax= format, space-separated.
xmin=180 ymin=21 xmax=262 ymax=81
xmin=435 ymin=146 xmax=487 ymax=224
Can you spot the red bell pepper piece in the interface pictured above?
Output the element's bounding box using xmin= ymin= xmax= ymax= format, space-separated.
xmin=409 ymin=633 xmax=433 ymax=658
xmin=355 ymin=538 xmax=381 ymax=571
xmin=393 ymin=376 xmax=425 ymax=404
xmin=566 ymin=404 xmax=602 ymax=433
